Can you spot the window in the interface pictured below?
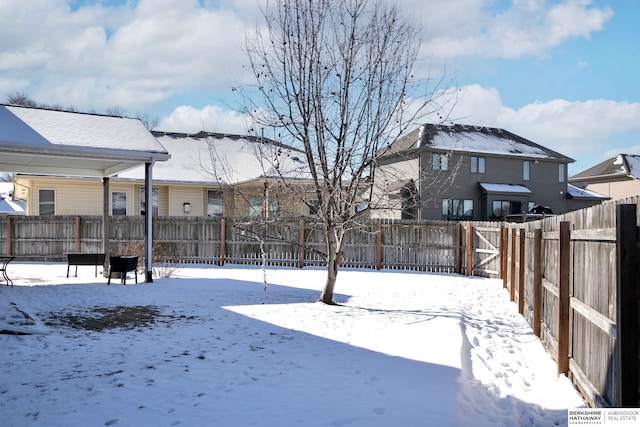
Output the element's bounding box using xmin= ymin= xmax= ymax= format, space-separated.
xmin=471 ymin=156 xmax=486 ymax=174
xmin=558 ymin=164 xmax=566 ymax=182
xmin=523 ymin=160 xmax=530 ymax=181
xmin=38 ymin=189 xmax=55 ymax=216
xmin=432 ymin=153 xmax=449 ymax=171
xmin=140 ymin=188 xmax=159 ymax=216
xmin=307 ymin=199 xmax=321 ymax=216
xmin=492 ymin=200 xmax=522 ymax=218
xmin=400 ymin=180 xmax=419 ymax=219
xmin=442 ymin=199 xmax=473 ymax=219
xmin=207 ymin=190 xmax=225 ymax=217
xmin=111 ymin=191 xmax=127 ymax=216
xmin=249 ymin=197 xmax=281 ymax=218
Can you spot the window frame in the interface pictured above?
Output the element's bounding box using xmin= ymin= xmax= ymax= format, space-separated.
xmin=38 ymin=188 xmax=55 ymax=216
xmin=111 ymin=191 xmax=127 ymax=216
xmin=558 ymin=163 xmax=566 ymax=183
xmin=492 ymin=200 xmax=522 ymax=218
xmin=140 ymin=187 xmax=159 ymax=216
xmin=432 ymin=153 xmax=449 ymax=171
xmin=248 ymin=197 xmax=282 ymax=218
xmin=441 ymin=198 xmax=473 ymax=219
xmin=207 ymin=190 xmax=225 ymax=217
xmin=470 ymin=156 xmax=486 ymax=174
xmin=523 ymin=160 xmax=530 ymax=181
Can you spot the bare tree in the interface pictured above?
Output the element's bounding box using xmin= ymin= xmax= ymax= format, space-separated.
xmin=241 ymin=0 xmax=445 ymax=304
xmin=136 ymin=113 xmax=160 ymax=131
xmin=5 ymin=92 xmax=38 ymax=107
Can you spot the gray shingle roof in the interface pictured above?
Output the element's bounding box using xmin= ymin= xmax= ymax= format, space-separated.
xmin=570 ymin=154 xmax=640 ymax=180
xmin=380 ymin=124 xmax=574 ymax=162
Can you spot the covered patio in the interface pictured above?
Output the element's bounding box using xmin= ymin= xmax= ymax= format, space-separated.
xmin=0 ymin=104 xmax=170 ymax=282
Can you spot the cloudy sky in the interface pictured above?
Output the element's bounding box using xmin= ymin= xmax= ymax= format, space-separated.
xmin=1 ymin=0 xmax=637 ymax=174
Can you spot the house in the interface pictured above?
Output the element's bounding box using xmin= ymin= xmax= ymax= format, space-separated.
xmin=0 ymin=181 xmax=25 ymax=215
xmin=14 ymin=131 xmax=315 ymax=218
xmin=565 ymin=182 xmax=610 ymax=211
xmin=568 ymin=154 xmax=640 ymax=201
xmin=371 ymin=123 xmax=589 ymax=220
xmin=0 ymin=103 xmax=171 ymax=280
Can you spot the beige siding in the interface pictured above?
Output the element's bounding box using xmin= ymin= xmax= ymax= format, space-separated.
xmin=16 ymin=176 xmax=105 ymax=215
xmin=168 ymin=186 xmax=204 ymax=216
xmin=586 ymin=179 xmax=640 ymax=200
xmin=370 ymin=157 xmax=419 ymax=219
xmin=15 ymin=175 xmax=315 ymax=218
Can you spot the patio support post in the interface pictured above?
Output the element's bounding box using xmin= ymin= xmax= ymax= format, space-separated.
xmin=102 ymin=177 xmax=110 ymax=277
xmin=144 ymin=162 xmax=154 ymax=283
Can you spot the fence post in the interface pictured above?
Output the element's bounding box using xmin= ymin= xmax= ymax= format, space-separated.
xmin=557 ymin=221 xmax=570 ymax=376
xmin=518 ymin=228 xmax=525 ymax=315
xmin=298 ymin=219 xmax=305 ymax=269
xmin=533 ymin=228 xmax=542 ymax=337
xmin=465 ymin=223 xmax=473 ymax=276
xmin=219 ymin=218 xmax=226 ymax=266
xmin=75 ymin=216 xmax=81 ymax=253
xmin=615 ymin=204 xmax=639 ymax=407
xmin=501 ymin=226 xmax=508 ymax=289
xmin=499 ymin=226 xmax=505 ymax=284
xmin=510 ymin=228 xmax=516 ymax=301
xmin=455 ymin=223 xmax=462 ymax=274
xmin=376 ymin=220 xmax=382 ymax=270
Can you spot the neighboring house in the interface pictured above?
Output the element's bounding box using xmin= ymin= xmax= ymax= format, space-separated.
xmin=568 ymin=154 xmax=640 ymax=201
xmin=15 ymin=131 xmax=314 ymax=218
xmin=565 ymin=183 xmax=610 ymax=211
xmin=0 ymin=181 xmax=24 ymax=215
xmin=371 ymin=123 xmax=585 ymax=220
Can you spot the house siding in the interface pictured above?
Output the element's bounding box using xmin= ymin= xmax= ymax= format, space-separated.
xmin=374 ymin=149 xmax=571 ymax=221
xmin=579 ymin=178 xmax=640 ymax=200
xmin=14 ymin=175 xmax=313 ymax=218
xmin=370 ymin=156 xmax=419 ymax=219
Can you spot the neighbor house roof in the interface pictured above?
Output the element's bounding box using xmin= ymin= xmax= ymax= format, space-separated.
xmin=0 ymin=104 xmax=170 ymax=177
xmin=569 ymin=154 xmax=640 ymax=181
xmin=115 ymin=131 xmax=311 ymax=185
xmin=380 ymin=123 xmax=574 ymax=162
xmin=566 ymin=183 xmax=610 ymax=200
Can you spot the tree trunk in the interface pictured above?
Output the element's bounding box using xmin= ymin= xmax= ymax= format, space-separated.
xmin=318 ymin=224 xmax=341 ymax=305
xmin=318 ymin=254 xmax=339 ymax=305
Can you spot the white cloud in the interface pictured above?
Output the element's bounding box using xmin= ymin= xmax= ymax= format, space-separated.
xmin=0 ymin=0 xmax=250 ymax=111
xmin=434 ymin=84 xmax=640 ymax=171
xmin=416 ymin=0 xmax=613 ymax=59
xmin=157 ymin=105 xmax=251 ymax=134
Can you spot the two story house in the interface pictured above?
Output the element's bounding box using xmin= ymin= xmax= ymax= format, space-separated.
xmin=569 ymin=154 xmax=640 ymax=201
xmin=371 ymin=124 xmax=577 ymax=220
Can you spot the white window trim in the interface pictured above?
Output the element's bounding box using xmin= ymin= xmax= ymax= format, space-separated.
xmin=38 ymin=188 xmax=56 ymax=216
xmin=111 ymin=191 xmax=127 ymax=216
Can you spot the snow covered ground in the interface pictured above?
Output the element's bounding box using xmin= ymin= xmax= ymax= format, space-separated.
xmin=0 ymin=262 xmax=585 ymax=426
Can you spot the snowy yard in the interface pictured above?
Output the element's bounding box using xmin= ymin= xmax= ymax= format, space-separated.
xmin=0 ymin=262 xmax=585 ymax=426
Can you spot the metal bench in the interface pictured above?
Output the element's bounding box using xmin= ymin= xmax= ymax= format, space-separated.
xmin=1 ymin=256 xmax=16 ymax=286
xmin=66 ymin=253 xmax=106 ymax=278
xmin=107 ymin=256 xmax=139 ymax=285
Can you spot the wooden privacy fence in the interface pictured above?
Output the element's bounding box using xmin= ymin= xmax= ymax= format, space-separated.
xmin=2 ymin=200 xmax=639 ymax=408
xmin=502 ymin=200 xmax=640 ymax=408
xmin=0 ymin=216 xmax=464 ymax=273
